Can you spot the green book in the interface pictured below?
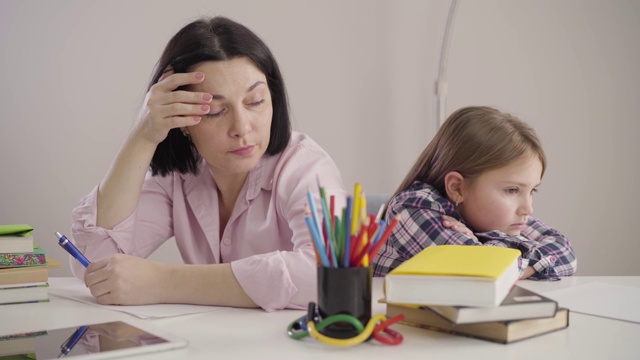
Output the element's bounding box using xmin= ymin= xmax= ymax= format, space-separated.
xmin=0 ymin=354 xmax=37 ymax=360
xmin=0 ymin=224 xmax=34 ymax=237
xmin=0 ymin=224 xmax=35 ymax=253
xmin=0 ymin=245 xmax=46 ymax=268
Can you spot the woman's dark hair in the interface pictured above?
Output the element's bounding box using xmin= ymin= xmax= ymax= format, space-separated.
xmin=149 ymin=16 xmax=291 ymax=176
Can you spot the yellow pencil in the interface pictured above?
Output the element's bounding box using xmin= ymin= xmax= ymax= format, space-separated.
xmin=361 ymin=227 xmax=369 ymax=267
xmin=351 ymin=183 xmax=361 ymax=236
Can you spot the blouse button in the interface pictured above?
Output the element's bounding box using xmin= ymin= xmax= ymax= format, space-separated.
xmin=223 ymin=238 xmax=231 ymax=246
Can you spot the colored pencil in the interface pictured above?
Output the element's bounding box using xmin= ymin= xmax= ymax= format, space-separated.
xmin=306 ymin=183 xmax=396 ymax=269
xmin=368 ymin=215 xmax=399 ymax=259
xmin=306 ymin=190 xmax=325 ymax=247
xmin=318 ymin=186 xmax=337 ymax=267
xmin=304 ymin=206 xmax=330 ymax=267
xmin=343 ymin=196 xmax=353 ymax=268
xmin=351 ymin=183 xmax=361 ymax=236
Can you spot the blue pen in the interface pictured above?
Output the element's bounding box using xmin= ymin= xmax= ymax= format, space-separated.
xmin=55 ymin=231 xmax=90 ymax=268
xmin=58 ymin=325 xmax=89 ymax=358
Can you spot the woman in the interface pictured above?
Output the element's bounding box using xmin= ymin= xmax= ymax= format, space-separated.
xmin=70 ymin=16 xmax=346 ymax=311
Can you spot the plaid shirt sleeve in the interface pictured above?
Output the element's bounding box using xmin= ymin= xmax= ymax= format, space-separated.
xmin=372 ymin=184 xmax=483 ymax=277
xmin=478 ymin=217 xmax=577 ymax=281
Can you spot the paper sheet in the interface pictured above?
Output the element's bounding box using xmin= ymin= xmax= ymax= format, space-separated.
xmin=48 ymin=277 xmax=229 ymax=319
xmin=543 ymin=282 xmax=640 ymax=324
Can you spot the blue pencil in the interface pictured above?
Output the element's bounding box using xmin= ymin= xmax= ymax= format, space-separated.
xmin=306 ymin=190 xmax=325 ymax=248
xmin=304 ymin=216 xmax=330 ymax=267
xmin=371 ymin=220 xmax=387 ymax=248
xmin=343 ymin=196 xmax=353 ymax=268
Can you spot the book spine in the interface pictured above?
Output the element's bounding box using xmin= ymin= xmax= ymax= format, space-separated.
xmin=0 ymin=298 xmax=50 ymax=306
xmin=0 ymin=330 xmax=47 ymax=340
xmin=0 ymin=269 xmax=48 ymax=286
xmin=0 ymin=253 xmax=46 ymax=267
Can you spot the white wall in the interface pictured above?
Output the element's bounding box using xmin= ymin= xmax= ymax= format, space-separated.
xmin=446 ymin=0 xmax=640 ymax=276
xmin=0 ymin=0 xmax=637 ymax=276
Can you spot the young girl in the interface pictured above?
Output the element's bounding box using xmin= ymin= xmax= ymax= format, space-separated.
xmin=69 ymin=16 xmax=346 ymax=311
xmin=372 ymin=106 xmax=577 ymax=280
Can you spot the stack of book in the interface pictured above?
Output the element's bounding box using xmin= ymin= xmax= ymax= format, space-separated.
xmin=383 ymin=245 xmax=569 ymax=344
xmin=0 ymin=224 xmax=60 ymax=305
xmin=0 ymin=331 xmax=46 ymax=359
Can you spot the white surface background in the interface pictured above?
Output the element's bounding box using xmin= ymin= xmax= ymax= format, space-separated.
xmin=2 ymin=277 xmax=639 ymax=360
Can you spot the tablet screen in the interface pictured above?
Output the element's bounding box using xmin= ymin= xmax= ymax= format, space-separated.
xmin=0 ymin=321 xmax=188 ymax=359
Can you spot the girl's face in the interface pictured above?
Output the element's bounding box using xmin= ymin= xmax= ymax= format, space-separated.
xmin=187 ymin=57 xmax=273 ymax=181
xmin=459 ymin=154 xmax=542 ymax=236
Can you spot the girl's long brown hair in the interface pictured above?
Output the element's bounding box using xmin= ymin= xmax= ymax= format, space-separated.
xmin=392 ymin=106 xmax=546 ymax=201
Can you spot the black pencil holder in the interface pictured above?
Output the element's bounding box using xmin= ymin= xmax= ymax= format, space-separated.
xmin=317 ymin=265 xmax=372 ymax=339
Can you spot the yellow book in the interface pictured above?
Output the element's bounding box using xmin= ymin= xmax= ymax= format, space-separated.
xmin=384 ymin=245 xmax=521 ymax=307
xmin=0 ymin=259 xmax=62 ymax=287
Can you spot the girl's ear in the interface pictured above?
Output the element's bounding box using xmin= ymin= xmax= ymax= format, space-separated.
xmin=444 ymin=171 xmax=465 ymax=204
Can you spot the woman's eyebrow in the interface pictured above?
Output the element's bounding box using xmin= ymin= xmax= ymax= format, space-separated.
xmin=247 ymin=81 xmax=267 ymax=92
xmin=210 ymin=81 xmax=267 ymax=100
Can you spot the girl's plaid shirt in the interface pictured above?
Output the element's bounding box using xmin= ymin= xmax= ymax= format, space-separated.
xmin=372 ymin=181 xmax=577 ymax=280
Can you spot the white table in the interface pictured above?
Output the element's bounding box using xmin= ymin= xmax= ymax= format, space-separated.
xmin=1 ymin=276 xmax=639 ymax=359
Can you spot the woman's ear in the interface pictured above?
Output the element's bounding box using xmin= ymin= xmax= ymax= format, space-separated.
xmin=444 ymin=171 xmax=464 ymax=205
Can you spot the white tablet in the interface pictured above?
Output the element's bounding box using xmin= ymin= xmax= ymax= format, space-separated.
xmin=0 ymin=320 xmax=188 ymax=359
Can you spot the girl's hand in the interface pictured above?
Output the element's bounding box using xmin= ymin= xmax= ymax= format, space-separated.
xmin=520 ymin=266 xmax=536 ymax=279
xmin=133 ymin=69 xmax=213 ymax=145
xmin=442 ymin=215 xmax=478 ymax=241
xmin=84 ymin=254 xmax=169 ymax=305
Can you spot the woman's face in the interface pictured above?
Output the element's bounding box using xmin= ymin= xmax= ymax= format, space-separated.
xmin=186 ymin=57 xmax=272 ymax=180
xmin=459 ymin=154 xmax=542 ymax=236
